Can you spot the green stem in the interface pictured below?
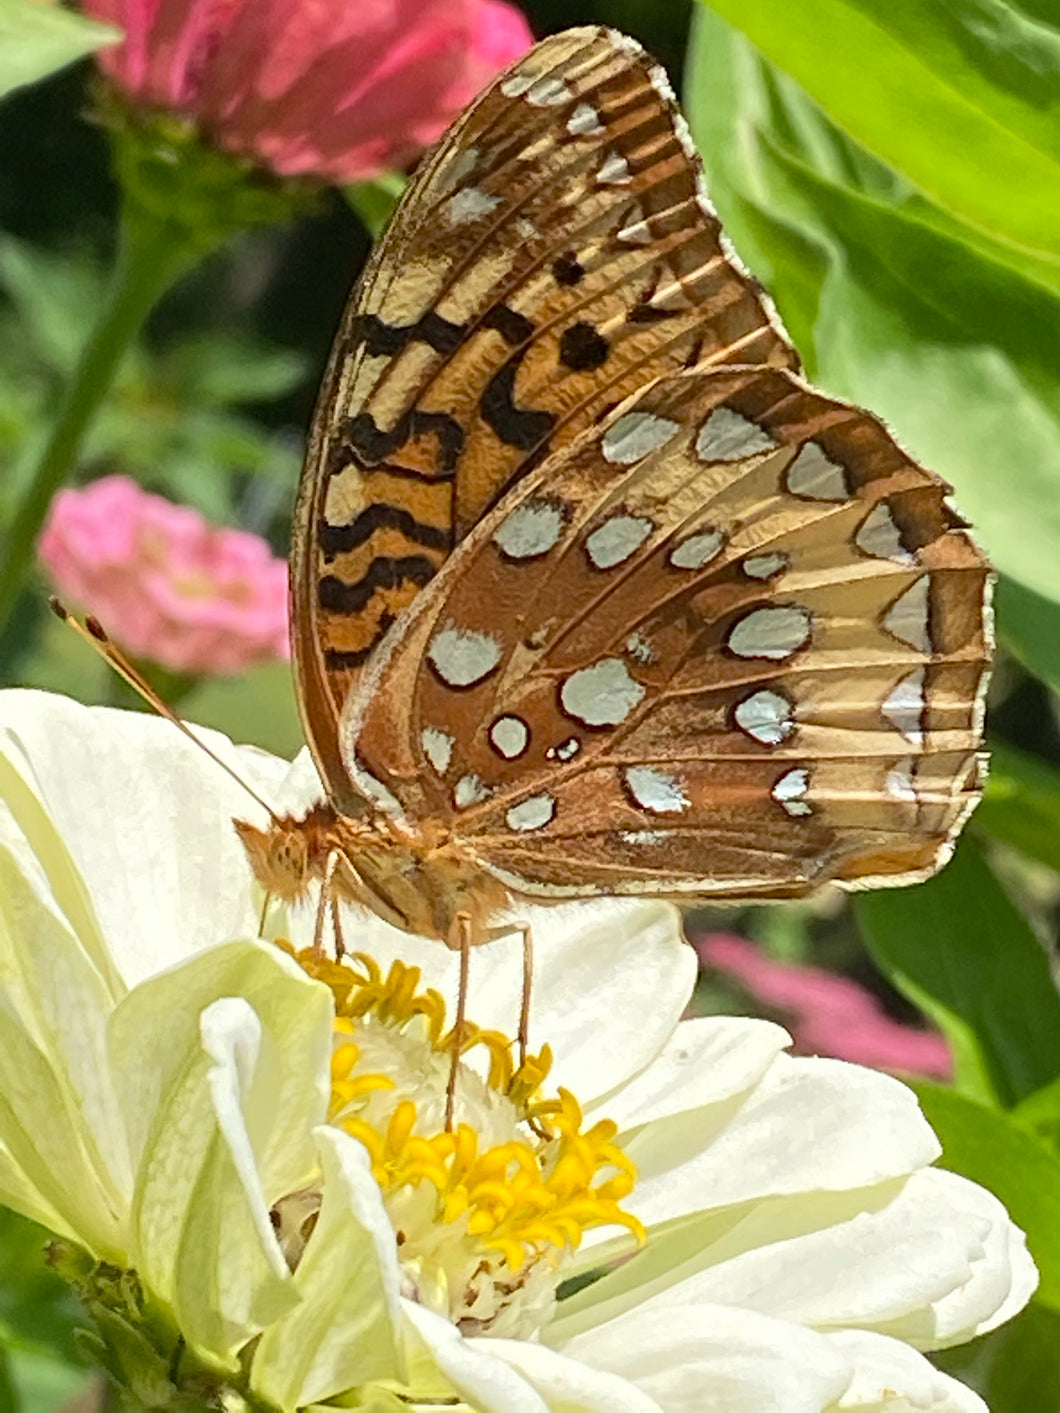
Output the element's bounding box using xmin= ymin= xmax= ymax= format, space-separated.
xmin=0 ymin=209 xmax=195 ymax=637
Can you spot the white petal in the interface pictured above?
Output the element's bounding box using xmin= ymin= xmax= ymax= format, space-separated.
xmin=0 ymin=719 xmax=122 ymax=996
xmin=0 ymin=848 xmax=127 ymax=1252
xmin=826 ymin=1330 xmax=987 ymax=1411
xmin=252 ymin=1128 xmax=405 ymax=1410
xmin=0 ymin=690 xmax=290 ymax=987
xmin=868 ymin=1169 xmax=1037 ymax=1349
xmin=142 ymin=997 xmax=299 ymax=1362
xmin=112 ymin=943 xmax=331 ymax=1360
xmin=556 ymin=1061 xmax=942 ymax=1336
xmin=402 ymin=1301 xmax=550 ymax=1413
xmin=558 ymin=1303 xmax=851 ymax=1413
xmin=334 ymin=901 xmax=694 ymax=1104
xmin=0 ymin=995 xmax=124 ymax=1257
xmin=590 ymin=1015 xmax=790 ymax=1129
xmin=0 ymin=1142 xmax=77 ymax=1241
xmin=575 ymin=1168 xmax=1023 ymax=1345
xmin=274 ymin=746 xmax=328 ymax=815
xmin=202 ymin=995 xmax=294 ymax=1259
xmin=474 ymin=1337 xmax=661 ymax=1413
xmin=484 ymin=901 xmax=694 ymax=1101
xmin=111 ymin=940 xmax=329 ymax=1192
xmin=622 ymin=1055 xmax=940 ymax=1228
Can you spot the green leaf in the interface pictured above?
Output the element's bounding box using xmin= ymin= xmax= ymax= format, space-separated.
xmin=761 ymin=137 xmax=1060 ymax=605
xmin=183 ymin=661 xmax=301 ymax=760
xmin=696 ymin=0 xmax=1060 ymax=262
xmin=975 ymin=740 xmax=1060 ymax=872
xmin=0 ymin=1344 xmax=17 ymax=1413
xmin=854 ymin=840 xmax=1060 ymax=1108
xmin=1013 ymin=1072 xmax=1060 ymax=1150
xmin=685 ymin=13 xmax=834 ymax=344
xmin=345 ymin=174 xmax=406 ymax=240
xmin=914 ymin=1082 xmax=1060 ymax=1310
xmin=996 ymin=575 xmax=1060 ymax=694
xmin=0 ymin=0 xmax=119 ymax=98
xmin=686 ymin=11 xmax=1060 ymax=614
xmin=162 ymin=335 xmax=310 ymax=407
xmin=0 ymin=1209 xmax=88 ymax=1411
xmin=0 ymin=238 xmax=107 ymax=373
xmin=937 ymin=1300 xmax=1060 ymax=1413
xmin=7 ymin=1348 xmax=87 ymax=1412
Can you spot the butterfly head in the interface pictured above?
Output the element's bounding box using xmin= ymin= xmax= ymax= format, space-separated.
xmin=233 ymin=809 xmax=325 ymax=904
xmin=234 ymin=803 xmax=513 ymax=946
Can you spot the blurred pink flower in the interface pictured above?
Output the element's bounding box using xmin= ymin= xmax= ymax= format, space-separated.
xmin=696 ymin=932 xmax=952 ymax=1080
xmin=82 ymin=0 xmax=534 ymax=182
xmin=40 ymin=476 xmax=290 ymax=676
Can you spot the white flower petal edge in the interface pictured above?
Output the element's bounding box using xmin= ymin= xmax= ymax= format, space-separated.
xmin=0 ymin=842 xmax=128 ymax=1253
xmin=572 ymin=1167 xmax=1032 ymax=1343
xmin=402 ymin=1301 xmax=552 ymax=1413
xmin=164 ymin=996 xmax=301 ymax=1361
xmin=553 ymin=1046 xmax=1034 ymax=1363
xmin=108 ymin=941 xmax=332 ymax=1363
xmin=623 ymin=1055 xmax=941 ymax=1226
xmin=589 ymin=1013 xmax=791 ymax=1130
xmin=337 ymin=898 xmax=696 ymax=1105
xmin=471 ymin=1336 xmax=663 ymax=1413
xmin=866 ymin=1169 xmax=1038 ymax=1349
xmin=826 ymin=1330 xmax=988 ymax=1412
xmin=559 ymin=1303 xmax=852 ymax=1413
xmin=0 ymin=689 xmax=288 ymax=986
xmin=252 ymin=1128 xmax=405 ymax=1411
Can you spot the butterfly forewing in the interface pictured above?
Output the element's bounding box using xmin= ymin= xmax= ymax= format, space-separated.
xmin=293 ymin=26 xmax=796 ymax=803
xmin=345 ymin=366 xmax=991 ymax=898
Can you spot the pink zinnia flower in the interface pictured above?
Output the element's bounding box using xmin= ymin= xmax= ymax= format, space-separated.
xmin=40 ymin=476 xmax=290 ymax=676
xmin=696 ymin=932 xmax=952 ymax=1080
xmin=81 ymin=0 xmax=535 ymax=182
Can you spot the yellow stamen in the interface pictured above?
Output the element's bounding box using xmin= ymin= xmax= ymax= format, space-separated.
xmin=282 ymin=939 xmax=646 ymax=1297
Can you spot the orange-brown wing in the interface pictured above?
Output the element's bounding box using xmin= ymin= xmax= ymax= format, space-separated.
xmin=292 ymin=25 xmax=795 ymax=806
xmin=344 ymin=365 xmax=992 ymax=899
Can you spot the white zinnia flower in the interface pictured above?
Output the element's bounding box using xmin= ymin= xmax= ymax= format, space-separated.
xmin=0 ymin=689 xmax=1036 ymax=1413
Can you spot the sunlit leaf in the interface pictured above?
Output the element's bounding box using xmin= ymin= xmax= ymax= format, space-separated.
xmin=695 ymin=0 xmax=1060 ymax=262
xmin=976 ymin=740 xmax=1060 ymax=872
xmin=687 ymin=11 xmax=1060 ymax=616
xmin=1014 ymin=1072 xmax=1060 ymax=1151
xmin=995 ymin=576 xmax=1060 ymax=695
xmin=0 ymin=0 xmax=119 ymax=99
xmin=914 ymin=1082 xmax=1060 ymax=1310
xmin=855 ymin=840 xmax=1060 ymax=1108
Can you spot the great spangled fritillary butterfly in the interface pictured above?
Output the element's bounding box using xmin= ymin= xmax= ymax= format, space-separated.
xmin=236 ymin=26 xmax=992 ymax=957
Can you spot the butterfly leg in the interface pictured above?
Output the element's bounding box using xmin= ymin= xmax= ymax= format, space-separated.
xmin=330 ymin=890 xmax=346 ymax=958
xmin=445 ymin=911 xmax=473 ymax=1132
xmin=257 ymin=889 xmax=272 ymax=939
xmin=514 ymin=923 xmax=533 ymax=1074
xmin=313 ymin=849 xmax=343 ymax=956
xmin=512 ymin=921 xmax=550 ymax=1140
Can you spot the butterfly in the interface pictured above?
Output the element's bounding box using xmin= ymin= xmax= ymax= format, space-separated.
xmin=235 ymin=26 xmax=992 ymax=971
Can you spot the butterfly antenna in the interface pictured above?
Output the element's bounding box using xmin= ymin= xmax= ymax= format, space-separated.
xmin=49 ymin=597 xmax=282 ymax=823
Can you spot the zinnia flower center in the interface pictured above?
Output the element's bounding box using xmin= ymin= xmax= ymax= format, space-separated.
xmin=278 ymin=944 xmax=644 ymax=1340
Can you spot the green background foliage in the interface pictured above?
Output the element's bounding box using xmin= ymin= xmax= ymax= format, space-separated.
xmin=682 ymin=4 xmax=1060 ymax=1406
xmin=1 ymin=0 xmax=1059 ymax=1406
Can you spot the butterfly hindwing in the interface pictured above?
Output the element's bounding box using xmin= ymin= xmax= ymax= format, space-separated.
xmin=292 ymin=25 xmax=796 ymax=803
xmin=344 ymin=365 xmax=991 ymax=898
